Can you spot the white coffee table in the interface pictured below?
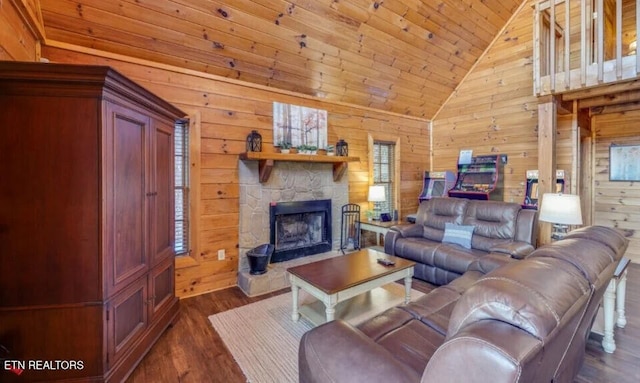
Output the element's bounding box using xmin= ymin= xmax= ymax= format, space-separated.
xmin=287 ymin=248 xmax=415 ymax=325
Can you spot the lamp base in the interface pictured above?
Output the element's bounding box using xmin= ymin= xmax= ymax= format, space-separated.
xmin=551 ymin=224 xmax=570 ymax=240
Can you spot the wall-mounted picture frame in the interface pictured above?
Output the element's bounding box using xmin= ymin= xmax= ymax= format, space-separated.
xmin=610 ymin=144 xmax=640 ymax=181
xmin=273 ymin=102 xmax=327 ymax=150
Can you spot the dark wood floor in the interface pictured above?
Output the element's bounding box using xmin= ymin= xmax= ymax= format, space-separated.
xmin=127 ymin=264 xmax=640 ymax=383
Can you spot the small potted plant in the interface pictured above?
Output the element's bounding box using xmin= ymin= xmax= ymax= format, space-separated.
xmin=326 ymin=144 xmax=335 ymax=156
xmin=289 ymin=146 xmax=298 ymax=154
xmin=308 ymin=145 xmax=318 ymax=155
xmin=365 ymin=210 xmax=375 ymax=222
xmin=278 ymin=141 xmax=292 ymax=154
xmin=298 ymin=144 xmax=309 ymax=154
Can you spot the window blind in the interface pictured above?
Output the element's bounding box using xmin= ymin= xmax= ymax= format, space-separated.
xmin=174 ymin=120 xmax=189 ymax=255
xmin=373 ymin=141 xmax=395 ymax=216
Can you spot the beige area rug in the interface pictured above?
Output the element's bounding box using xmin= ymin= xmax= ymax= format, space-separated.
xmin=209 ymin=283 xmax=424 ymax=383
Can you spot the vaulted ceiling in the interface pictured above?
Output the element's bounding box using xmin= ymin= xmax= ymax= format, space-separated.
xmin=40 ymin=0 xmax=525 ymax=119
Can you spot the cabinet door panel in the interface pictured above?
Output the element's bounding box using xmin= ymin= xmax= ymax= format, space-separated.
xmin=107 ymin=278 xmax=148 ymax=369
xmin=150 ymin=119 xmax=175 ymax=266
xmin=105 ymin=102 xmax=149 ymax=295
xmin=149 ymin=256 xmax=177 ymax=320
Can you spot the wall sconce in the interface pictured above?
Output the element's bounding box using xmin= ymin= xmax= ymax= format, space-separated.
xmin=246 ymin=130 xmax=262 ymax=152
xmin=368 ymin=185 xmax=386 ymax=220
xmin=336 ymin=139 xmax=348 ymax=156
xmin=539 ymin=193 xmax=583 ymax=240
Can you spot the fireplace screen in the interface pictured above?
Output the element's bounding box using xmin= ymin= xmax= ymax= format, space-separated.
xmin=276 ymin=213 xmax=324 ymax=250
xmin=270 ymin=200 xmax=331 ymax=263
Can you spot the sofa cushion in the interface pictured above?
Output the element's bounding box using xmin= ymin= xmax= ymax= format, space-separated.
xmin=358 ymin=307 xmax=415 ymax=341
xmin=447 ymin=257 xmax=590 ymax=340
xmin=464 ymin=200 xmax=521 ymax=252
xmin=433 ymin=244 xmax=487 ymax=274
xmin=375 ymin=319 xmax=445 ymax=376
xmin=420 ymin=197 xmax=469 ymax=242
xmin=528 ymin=239 xmax=617 ymax=284
xmin=393 ymin=237 xmax=439 ymax=265
xmin=562 ymin=225 xmax=629 ymax=256
xmin=442 ymin=223 xmax=474 ymax=249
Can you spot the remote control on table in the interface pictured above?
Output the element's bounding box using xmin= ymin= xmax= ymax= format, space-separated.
xmin=377 ymin=258 xmax=395 ymax=266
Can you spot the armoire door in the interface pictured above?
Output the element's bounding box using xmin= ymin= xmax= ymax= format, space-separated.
xmin=104 ymin=101 xmax=150 ymax=296
xmin=149 ymin=118 xmax=176 ymax=266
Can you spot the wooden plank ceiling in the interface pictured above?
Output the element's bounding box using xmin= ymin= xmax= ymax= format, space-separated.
xmin=39 ymin=0 xmax=524 ymax=119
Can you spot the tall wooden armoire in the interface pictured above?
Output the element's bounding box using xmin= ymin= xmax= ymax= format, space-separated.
xmin=0 ymin=62 xmax=183 ymax=382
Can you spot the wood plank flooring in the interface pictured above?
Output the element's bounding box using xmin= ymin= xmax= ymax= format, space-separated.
xmin=127 ymin=264 xmax=640 ymax=383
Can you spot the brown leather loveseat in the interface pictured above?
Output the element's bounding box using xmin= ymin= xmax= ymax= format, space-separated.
xmin=299 ymin=226 xmax=628 ymax=383
xmin=384 ymin=197 xmax=538 ymax=285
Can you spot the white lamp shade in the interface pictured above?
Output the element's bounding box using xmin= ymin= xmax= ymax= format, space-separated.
xmin=368 ymin=185 xmax=386 ymax=202
xmin=539 ymin=193 xmax=583 ymax=225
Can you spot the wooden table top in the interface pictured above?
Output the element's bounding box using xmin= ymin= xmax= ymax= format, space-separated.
xmin=287 ymin=248 xmax=415 ymax=294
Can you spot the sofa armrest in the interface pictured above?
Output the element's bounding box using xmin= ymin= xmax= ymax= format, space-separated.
xmin=390 ymin=223 xmax=424 ymax=238
xmin=489 ymin=242 xmax=535 ymax=259
xmin=299 ymin=320 xmax=420 ymax=383
xmin=422 ymin=321 xmax=542 ymax=383
xmin=384 ymin=223 xmax=424 ymax=255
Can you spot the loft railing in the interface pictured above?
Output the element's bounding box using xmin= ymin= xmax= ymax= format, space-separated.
xmin=534 ymin=0 xmax=640 ymax=96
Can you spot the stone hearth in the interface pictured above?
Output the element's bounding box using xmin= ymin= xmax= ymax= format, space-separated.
xmin=238 ymin=160 xmax=349 ymax=296
xmin=237 ymin=250 xmax=342 ymax=297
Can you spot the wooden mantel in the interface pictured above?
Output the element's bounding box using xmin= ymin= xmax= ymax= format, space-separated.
xmin=239 ymin=152 xmax=360 ymax=183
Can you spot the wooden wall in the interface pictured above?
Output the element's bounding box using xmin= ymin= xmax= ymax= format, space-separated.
xmin=593 ymin=110 xmax=640 ymax=263
xmin=41 ymin=44 xmax=428 ymax=298
xmin=432 ymin=0 xmax=574 ymax=203
xmin=0 ymin=0 xmax=44 ymax=60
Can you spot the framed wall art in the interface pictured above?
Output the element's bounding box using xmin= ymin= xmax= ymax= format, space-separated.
xmin=273 ymin=102 xmax=327 ymax=149
xmin=610 ymin=144 xmax=640 ymax=181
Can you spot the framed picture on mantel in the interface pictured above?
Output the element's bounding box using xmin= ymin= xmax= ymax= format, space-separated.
xmin=610 ymin=144 xmax=640 ymax=181
xmin=273 ymin=102 xmax=327 ymax=149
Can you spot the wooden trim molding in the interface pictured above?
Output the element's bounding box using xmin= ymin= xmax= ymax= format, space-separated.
xmin=10 ymin=0 xmax=46 ymax=41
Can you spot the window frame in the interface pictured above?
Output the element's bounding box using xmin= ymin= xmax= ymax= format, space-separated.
xmin=368 ymin=134 xmax=401 ymax=220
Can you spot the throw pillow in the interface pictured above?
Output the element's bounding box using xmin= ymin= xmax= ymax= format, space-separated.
xmin=442 ymin=223 xmax=475 ymax=249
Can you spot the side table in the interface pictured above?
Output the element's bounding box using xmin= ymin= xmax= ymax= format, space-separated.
xmin=600 ymin=257 xmax=630 ymax=353
xmin=591 ymin=257 xmax=631 ymax=354
xmin=358 ymin=220 xmax=401 ymax=247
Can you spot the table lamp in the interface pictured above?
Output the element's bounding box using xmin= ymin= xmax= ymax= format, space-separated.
xmin=368 ymin=185 xmax=386 ymax=220
xmin=538 ymin=193 xmax=583 ymax=240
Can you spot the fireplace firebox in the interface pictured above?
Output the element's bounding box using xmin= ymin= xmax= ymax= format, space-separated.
xmin=269 ymin=199 xmax=332 ymax=263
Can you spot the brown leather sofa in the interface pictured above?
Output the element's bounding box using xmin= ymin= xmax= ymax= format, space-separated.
xmin=384 ymin=197 xmax=538 ymax=285
xmin=299 ymin=226 xmax=628 ymax=383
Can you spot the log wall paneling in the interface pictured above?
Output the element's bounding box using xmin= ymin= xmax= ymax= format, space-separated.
xmin=1 ymin=0 xmax=43 ymax=61
xmin=432 ymin=0 xmax=580 ymax=246
xmin=41 ymin=44 xmax=428 ymax=298
xmin=434 ymin=1 xmax=552 ymax=205
xmin=593 ymin=109 xmax=640 ymax=263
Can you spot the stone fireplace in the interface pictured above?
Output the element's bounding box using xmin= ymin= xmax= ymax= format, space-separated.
xmin=238 ymin=160 xmax=348 ymax=296
xmin=270 ymin=199 xmax=332 ymax=263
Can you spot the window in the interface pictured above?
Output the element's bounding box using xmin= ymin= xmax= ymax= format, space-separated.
xmin=174 ymin=120 xmax=189 ymax=255
xmin=372 ymin=141 xmax=395 ymax=216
